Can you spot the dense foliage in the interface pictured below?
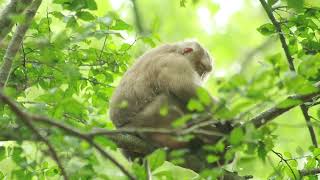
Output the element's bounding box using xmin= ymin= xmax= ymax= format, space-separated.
xmin=1 ymin=0 xmax=320 ymax=179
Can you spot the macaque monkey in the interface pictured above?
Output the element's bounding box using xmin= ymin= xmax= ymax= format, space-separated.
xmin=110 ymin=40 xmax=218 ymax=159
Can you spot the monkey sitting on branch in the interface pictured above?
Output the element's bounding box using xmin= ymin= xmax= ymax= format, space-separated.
xmin=109 ymin=40 xmax=233 ymax=172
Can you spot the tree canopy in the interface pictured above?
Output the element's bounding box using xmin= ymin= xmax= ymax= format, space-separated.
xmin=1 ymin=0 xmax=320 ymax=179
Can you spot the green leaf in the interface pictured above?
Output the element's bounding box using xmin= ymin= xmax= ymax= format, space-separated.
xmin=159 ymin=104 xmax=169 ymax=116
xmin=46 ymin=167 xmax=59 ymax=176
xmin=76 ymin=11 xmax=95 ymax=21
xmin=229 ymin=128 xmax=244 ymax=145
xmin=0 ymin=171 xmax=4 ymax=179
xmin=0 ymin=147 xmax=6 ymax=161
xmin=172 ymin=114 xmax=193 ymax=128
xmin=132 ymin=161 xmax=147 ymax=179
xmin=13 ymin=170 xmax=32 ymax=180
xmin=147 ymin=149 xmax=166 ymax=171
xmin=180 ymin=0 xmax=187 ymax=7
xmin=283 ymin=71 xmax=318 ymax=95
xmin=12 ymin=147 xmax=24 ymax=164
xmin=203 ymin=140 xmax=225 ymax=152
xmin=94 ymin=136 xmax=117 ymax=150
xmin=298 ymin=55 xmax=320 ymax=80
xmin=289 ymin=160 xmax=298 ymax=168
xmin=206 ymin=155 xmax=219 ymax=163
xmin=187 ymin=99 xmax=204 ymax=112
xmin=257 ymin=143 xmax=267 ymax=161
xmin=51 ymin=11 xmax=65 ymax=19
xmin=286 ymin=0 xmax=304 ymax=11
xmin=153 ymin=161 xmax=199 ymax=179
xmin=257 ymin=23 xmax=276 ymax=36
xmin=65 ymin=16 xmax=78 ymax=28
xmin=312 ymin=148 xmax=320 ymax=157
xmin=53 ymin=0 xmax=69 ymax=4
xmin=111 ymin=19 xmax=132 ymax=30
xmin=142 ymin=36 xmax=156 ymax=47
xmin=284 ymin=151 xmax=292 ymax=158
xmin=276 ymin=98 xmax=302 ymax=108
xmin=296 ymin=146 xmax=304 ymax=156
xmin=267 ymin=0 xmax=279 ymax=6
xmin=305 ymin=157 xmax=316 ymax=168
xmin=196 ymin=87 xmax=212 ymax=106
xmin=85 ymin=0 xmax=97 ymax=10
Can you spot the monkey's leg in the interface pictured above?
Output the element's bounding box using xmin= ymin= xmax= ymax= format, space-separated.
xmin=125 ymin=94 xmax=189 ymax=149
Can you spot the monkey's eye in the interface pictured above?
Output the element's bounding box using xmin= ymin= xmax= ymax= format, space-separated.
xmin=182 ymin=47 xmax=193 ymax=55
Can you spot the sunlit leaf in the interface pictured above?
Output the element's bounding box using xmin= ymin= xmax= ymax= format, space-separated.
xmin=229 ymin=128 xmax=244 ymax=145
xmin=147 ymin=149 xmax=166 ymax=171
xmin=257 ymin=23 xmax=276 ymax=36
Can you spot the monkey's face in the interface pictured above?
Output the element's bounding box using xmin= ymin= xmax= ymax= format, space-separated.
xmin=176 ymin=41 xmax=213 ymax=80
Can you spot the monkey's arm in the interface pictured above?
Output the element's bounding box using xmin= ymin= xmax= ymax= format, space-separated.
xmin=158 ymin=55 xmax=201 ymax=103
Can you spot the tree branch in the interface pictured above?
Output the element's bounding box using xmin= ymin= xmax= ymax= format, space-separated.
xmin=0 ymin=0 xmax=42 ymax=89
xmin=0 ymin=0 xmax=33 ymax=44
xmin=259 ymin=0 xmax=318 ymax=147
xmin=250 ymin=82 xmax=320 ymax=128
xmin=0 ymin=91 xmax=136 ymax=180
xmin=300 ymin=168 xmax=320 ymax=176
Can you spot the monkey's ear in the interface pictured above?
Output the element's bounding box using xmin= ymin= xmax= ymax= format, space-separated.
xmin=182 ymin=47 xmax=193 ymax=55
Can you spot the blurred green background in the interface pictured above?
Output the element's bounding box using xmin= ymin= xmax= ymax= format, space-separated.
xmin=1 ymin=0 xmax=320 ymax=179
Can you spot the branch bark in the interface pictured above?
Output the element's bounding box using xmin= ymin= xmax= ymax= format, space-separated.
xmin=0 ymin=0 xmax=42 ymax=89
xmin=300 ymin=168 xmax=320 ymax=176
xmin=259 ymin=0 xmax=318 ymax=147
xmin=0 ymin=0 xmax=33 ymax=44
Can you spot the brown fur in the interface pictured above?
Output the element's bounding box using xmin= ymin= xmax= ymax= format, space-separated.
xmin=109 ymin=40 xmax=213 ymax=156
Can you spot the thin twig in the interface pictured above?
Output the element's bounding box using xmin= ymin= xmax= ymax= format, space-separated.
xmin=97 ymin=34 xmax=108 ymax=62
xmin=272 ymin=150 xmax=297 ymax=180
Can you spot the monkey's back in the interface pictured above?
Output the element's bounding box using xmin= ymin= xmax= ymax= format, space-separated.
xmin=109 ymin=44 xmax=179 ymax=128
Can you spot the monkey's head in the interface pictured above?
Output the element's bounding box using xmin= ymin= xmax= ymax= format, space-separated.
xmin=175 ymin=40 xmax=213 ymax=80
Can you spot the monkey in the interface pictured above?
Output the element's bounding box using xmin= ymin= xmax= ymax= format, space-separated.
xmin=109 ymin=40 xmax=249 ymax=179
xmin=109 ymin=40 xmax=222 ymax=154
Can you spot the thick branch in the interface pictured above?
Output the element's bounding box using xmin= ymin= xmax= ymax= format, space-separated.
xmin=250 ymin=82 xmax=320 ymax=128
xmin=0 ymin=0 xmax=32 ymax=43
xmin=0 ymin=0 xmax=42 ymax=89
xmin=300 ymin=168 xmax=320 ymax=176
xmin=259 ymin=0 xmax=318 ymax=147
